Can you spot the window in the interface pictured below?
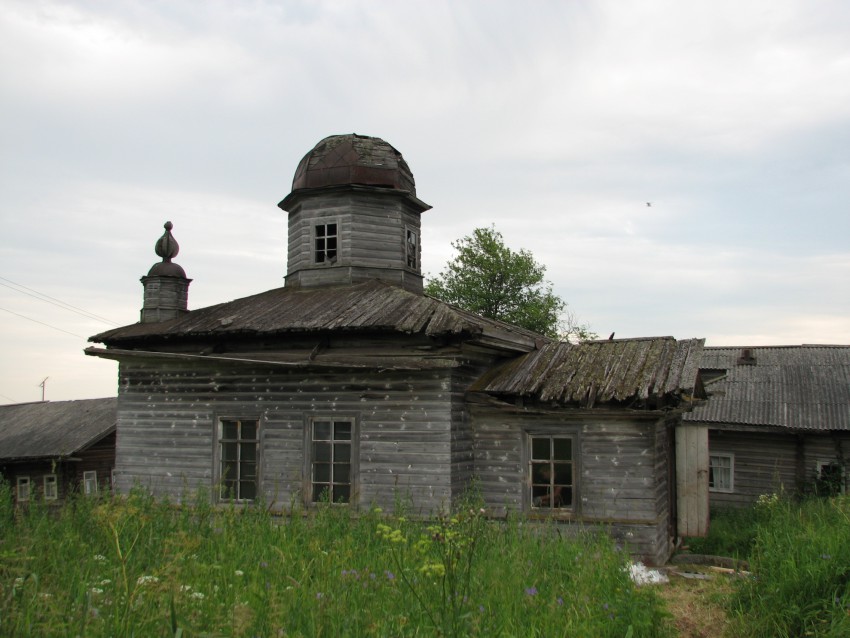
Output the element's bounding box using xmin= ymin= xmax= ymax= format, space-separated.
xmin=709 ymin=454 xmax=734 ymax=493
xmin=405 ymin=228 xmax=418 ymax=269
xmin=309 ymin=418 xmax=355 ymax=504
xmin=314 ymin=223 xmax=338 ymax=264
xmin=83 ymin=471 xmax=98 ymax=496
xmin=529 ymin=435 xmax=574 ymax=510
xmin=219 ymin=419 xmax=260 ymax=502
xmin=16 ymin=476 xmax=30 ymax=502
xmin=43 ymin=474 xmax=58 ymax=501
xmin=816 ymin=460 xmax=845 ymax=496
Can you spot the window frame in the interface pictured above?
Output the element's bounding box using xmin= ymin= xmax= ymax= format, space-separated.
xmin=304 ymin=415 xmax=359 ymax=506
xmin=312 ymin=219 xmax=340 ymax=265
xmin=524 ymin=431 xmax=578 ymax=514
xmin=404 ymin=226 xmax=419 ymax=270
xmin=43 ymin=474 xmax=58 ymax=501
xmin=83 ymin=471 xmax=98 ymax=496
xmin=816 ymin=459 xmax=846 ymax=495
xmin=16 ymin=476 xmax=31 ymax=502
xmin=216 ymin=417 xmax=261 ymax=503
xmin=708 ymin=452 xmax=734 ymax=493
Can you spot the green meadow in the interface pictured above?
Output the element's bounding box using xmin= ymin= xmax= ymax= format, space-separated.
xmin=7 ymin=480 xmax=850 ymax=637
xmin=0 ymin=484 xmax=669 ymax=637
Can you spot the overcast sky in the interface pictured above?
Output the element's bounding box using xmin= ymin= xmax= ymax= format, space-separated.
xmin=2 ymin=0 xmax=849 ymax=404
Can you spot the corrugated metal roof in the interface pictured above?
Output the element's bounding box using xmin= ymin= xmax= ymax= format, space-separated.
xmin=89 ymin=280 xmax=545 ymax=352
xmin=470 ymin=337 xmax=705 ymax=408
xmin=0 ymin=398 xmax=116 ymax=460
xmin=684 ymin=345 xmax=850 ymax=430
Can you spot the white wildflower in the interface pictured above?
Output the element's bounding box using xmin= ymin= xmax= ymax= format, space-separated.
xmin=234 ymin=570 xmax=244 ymax=577
xmin=191 ymin=591 xmax=205 ymax=600
xmin=93 ymin=554 xmax=107 ymax=562
xmin=100 ymin=579 xmax=111 ymax=586
xmin=180 ymin=585 xmax=192 ymax=592
xmin=136 ymin=575 xmax=160 ymax=586
xmin=90 ymin=587 xmax=104 ymax=595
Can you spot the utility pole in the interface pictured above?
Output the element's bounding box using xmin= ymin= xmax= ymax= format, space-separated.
xmin=39 ymin=377 xmax=48 ymax=402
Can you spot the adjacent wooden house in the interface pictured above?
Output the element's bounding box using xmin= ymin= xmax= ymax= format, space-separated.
xmin=86 ymin=134 xmax=705 ymax=564
xmin=0 ymin=398 xmax=117 ymax=504
xmin=683 ymin=345 xmax=850 ymax=507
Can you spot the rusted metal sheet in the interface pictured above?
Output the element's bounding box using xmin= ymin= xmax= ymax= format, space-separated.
xmin=0 ymin=398 xmax=116 ymax=461
xmin=469 ymin=337 xmax=705 ymax=408
xmin=684 ymin=345 xmax=850 ymax=430
xmin=89 ymin=280 xmax=543 ymax=354
xmin=290 ymin=134 xmax=417 ymax=194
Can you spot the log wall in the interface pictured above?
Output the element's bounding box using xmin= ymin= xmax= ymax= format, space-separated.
xmin=114 ymin=358 xmax=462 ymax=514
xmin=708 ymin=429 xmax=850 ymax=507
xmin=470 ymin=405 xmax=673 ymax=565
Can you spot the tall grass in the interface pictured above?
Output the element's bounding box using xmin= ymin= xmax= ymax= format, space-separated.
xmin=0 ymin=482 xmax=671 ymax=637
xmin=683 ymin=504 xmax=768 ymax=559
xmin=728 ymin=494 xmax=850 ymax=637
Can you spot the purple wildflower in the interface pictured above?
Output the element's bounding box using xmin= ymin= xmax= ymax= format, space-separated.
xmin=557 ymin=597 xmax=564 ymax=606
xmin=525 ymin=587 xmax=538 ymax=596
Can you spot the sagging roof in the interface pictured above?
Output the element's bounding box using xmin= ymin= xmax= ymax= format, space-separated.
xmin=0 ymin=397 xmax=117 ymax=461
xmin=684 ymin=345 xmax=850 ymax=431
xmin=89 ymin=279 xmax=545 ymax=353
xmin=470 ymin=337 xmax=705 ymax=408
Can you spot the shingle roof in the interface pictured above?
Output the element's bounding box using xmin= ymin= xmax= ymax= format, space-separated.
xmin=470 ymin=337 xmax=705 ymax=408
xmin=0 ymin=397 xmax=117 ymax=460
xmin=89 ymin=279 xmax=545 ymax=353
xmin=683 ymin=345 xmax=850 ymax=430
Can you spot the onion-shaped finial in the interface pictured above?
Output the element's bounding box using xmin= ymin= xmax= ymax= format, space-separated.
xmin=154 ymin=221 xmax=179 ymax=262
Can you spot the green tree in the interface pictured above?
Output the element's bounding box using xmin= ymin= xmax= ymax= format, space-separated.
xmin=425 ymin=226 xmax=594 ymax=340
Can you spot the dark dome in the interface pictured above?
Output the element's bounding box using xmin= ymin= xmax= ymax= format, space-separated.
xmin=291 ymin=134 xmax=416 ymax=195
xmin=147 ymin=261 xmax=187 ymax=278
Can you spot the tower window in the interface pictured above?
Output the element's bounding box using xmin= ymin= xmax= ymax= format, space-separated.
xmin=314 ymin=223 xmax=338 ymax=264
xmin=406 ymin=228 xmax=418 ymax=269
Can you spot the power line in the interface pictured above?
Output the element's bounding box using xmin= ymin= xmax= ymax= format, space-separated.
xmin=0 ymin=306 xmax=86 ymax=338
xmin=0 ymin=276 xmax=120 ymax=326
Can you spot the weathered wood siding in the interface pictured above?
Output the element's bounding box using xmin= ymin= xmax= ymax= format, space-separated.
xmin=286 ymin=190 xmax=423 ymax=291
xmin=75 ymin=432 xmax=117 ymax=494
xmin=470 ymin=406 xmax=673 ymax=565
xmin=675 ymin=425 xmax=709 ymax=536
xmin=1 ymin=433 xmax=115 ymax=504
xmin=708 ymin=430 xmax=850 ymax=507
xmin=115 ymin=357 xmax=467 ymax=514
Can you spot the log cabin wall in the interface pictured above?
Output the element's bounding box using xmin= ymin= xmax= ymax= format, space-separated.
xmin=74 ymin=431 xmax=117 ymax=495
xmin=470 ymin=405 xmax=673 ymax=565
xmin=707 ymin=429 xmax=850 ymax=506
xmin=285 ymin=189 xmax=424 ymax=293
xmin=115 ymin=357 xmax=473 ymax=514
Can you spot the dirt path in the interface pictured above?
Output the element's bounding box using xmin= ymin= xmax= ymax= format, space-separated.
xmin=656 ymin=567 xmax=735 ymax=638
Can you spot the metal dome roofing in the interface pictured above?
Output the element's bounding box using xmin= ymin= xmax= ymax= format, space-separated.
xmin=291 ymin=134 xmax=416 ymax=194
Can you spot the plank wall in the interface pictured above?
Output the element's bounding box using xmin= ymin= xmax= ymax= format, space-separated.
xmin=470 ymin=405 xmax=673 ymax=565
xmin=286 ymin=190 xmax=423 ymax=291
xmin=115 ymin=358 xmax=465 ymax=514
xmin=708 ymin=429 xmax=850 ymax=506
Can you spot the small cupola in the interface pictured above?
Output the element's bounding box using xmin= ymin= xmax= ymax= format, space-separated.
xmin=140 ymin=221 xmax=192 ymax=323
xmin=279 ymin=134 xmax=431 ymax=293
